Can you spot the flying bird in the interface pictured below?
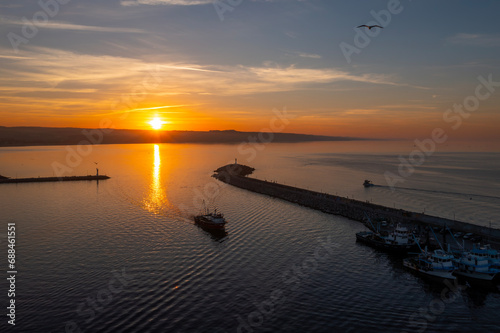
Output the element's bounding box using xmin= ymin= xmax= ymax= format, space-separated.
xmin=357 ymin=25 xmax=383 ymax=30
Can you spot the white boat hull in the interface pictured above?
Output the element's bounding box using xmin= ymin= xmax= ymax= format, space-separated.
xmin=403 ymin=259 xmax=456 ymax=280
xmin=453 ymin=270 xmax=498 ymax=281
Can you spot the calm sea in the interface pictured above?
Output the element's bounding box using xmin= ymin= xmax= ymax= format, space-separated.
xmin=1 ymin=141 xmax=499 ymax=332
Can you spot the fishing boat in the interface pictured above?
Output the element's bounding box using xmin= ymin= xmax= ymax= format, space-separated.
xmin=356 ymin=223 xmax=420 ymax=253
xmin=403 ymin=248 xmax=456 ymax=280
xmin=446 ymin=227 xmax=500 ymax=282
xmin=453 ymin=247 xmax=500 ymax=282
xmin=194 ymin=208 xmax=227 ymax=230
xmin=477 ymin=244 xmax=500 ymax=268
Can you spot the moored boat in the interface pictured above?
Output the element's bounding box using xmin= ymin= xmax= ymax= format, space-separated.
xmin=403 ymin=249 xmax=456 ymax=280
xmin=476 ymin=244 xmax=500 ymax=268
xmin=453 ymin=247 xmax=500 ymax=282
xmin=356 ymin=224 xmax=420 ymax=254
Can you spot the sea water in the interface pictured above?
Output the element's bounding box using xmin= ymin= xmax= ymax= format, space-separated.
xmin=0 ymin=141 xmax=499 ymax=332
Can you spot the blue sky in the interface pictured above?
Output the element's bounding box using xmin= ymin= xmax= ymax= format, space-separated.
xmin=1 ymin=0 xmax=499 ymax=139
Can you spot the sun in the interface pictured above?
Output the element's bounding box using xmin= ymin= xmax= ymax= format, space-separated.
xmin=149 ymin=117 xmax=164 ymax=130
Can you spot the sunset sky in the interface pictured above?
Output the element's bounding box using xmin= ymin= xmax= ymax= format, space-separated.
xmin=1 ymin=0 xmax=499 ymax=140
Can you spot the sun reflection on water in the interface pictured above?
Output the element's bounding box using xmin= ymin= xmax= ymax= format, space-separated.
xmin=143 ymin=144 xmax=169 ymax=214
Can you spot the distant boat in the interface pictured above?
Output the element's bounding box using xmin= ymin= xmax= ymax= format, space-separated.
xmin=356 ymin=224 xmax=420 ymax=253
xmin=363 ymin=180 xmax=374 ymax=187
xmin=403 ymin=248 xmax=456 ymax=280
xmin=194 ymin=209 xmax=227 ymax=230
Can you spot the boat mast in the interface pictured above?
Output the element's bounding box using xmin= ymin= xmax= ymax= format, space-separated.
xmin=363 ymin=212 xmax=378 ymax=233
xmin=413 ymin=234 xmax=424 ymax=254
xmin=429 ymin=227 xmax=445 ymax=252
xmin=446 ymin=225 xmax=464 ymax=250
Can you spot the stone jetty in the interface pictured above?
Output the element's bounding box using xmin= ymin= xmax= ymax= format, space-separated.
xmin=213 ymin=163 xmax=500 ymax=243
xmin=0 ymin=175 xmax=110 ymax=184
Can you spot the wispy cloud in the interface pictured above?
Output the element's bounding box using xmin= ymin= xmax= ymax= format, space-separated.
xmin=157 ymin=64 xmax=221 ymax=73
xmin=340 ymin=108 xmax=382 ymax=116
xmin=379 ymin=104 xmax=437 ymax=110
xmin=129 ymin=105 xmax=189 ymax=112
xmin=297 ymin=52 xmax=322 ymax=59
xmin=0 ymin=46 xmax=406 ymax=121
xmin=91 ymin=105 xmax=189 ymax=117
xmin=0 ymin=46 xmax=400 ymax=95
xmin=246 ymin=65 xmax=395 ymax=87
xmin=447 ymin=33 xmax=500 ymax=47
xmin=2 ymin=18 xmax=146 ymax=34
xmin=0 ymin=55 xmax=33 ymax=60
xmin=121 ymin=0 xmax=213 ymax=6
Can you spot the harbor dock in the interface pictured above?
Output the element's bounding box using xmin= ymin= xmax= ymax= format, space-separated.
xmin=213 ymin=163 xmax=500 ymax=244
xmin=0 ymin=175 xmax=110 ymax=184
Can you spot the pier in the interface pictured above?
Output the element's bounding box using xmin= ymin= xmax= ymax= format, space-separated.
xmin=213 ymin=164 xmax=500 ymax=244
xmin=0 ymin=175 xmax=110 ymax=184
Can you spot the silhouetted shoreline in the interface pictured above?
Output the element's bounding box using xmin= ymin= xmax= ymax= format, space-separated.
xmin=0 ymin=126 xmax=366 ymax=147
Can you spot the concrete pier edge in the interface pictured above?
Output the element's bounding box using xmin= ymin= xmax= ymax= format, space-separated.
xmin=213 ymin=165 xmax=500 ymax=245
xmin=0 ymin=175 xmax=110 ymax=184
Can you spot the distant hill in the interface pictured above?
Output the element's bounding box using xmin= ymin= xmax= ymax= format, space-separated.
xmin=0 ymin=126 xmax=364 ymax=147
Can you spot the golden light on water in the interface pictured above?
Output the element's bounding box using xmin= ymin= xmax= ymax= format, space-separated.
xmin=143 ymin=144 xmax=168 ymax=214
xmin=153 ymin=144 xmax=161 ymax=180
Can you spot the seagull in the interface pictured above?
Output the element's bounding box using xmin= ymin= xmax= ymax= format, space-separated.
xmin=357 ymin=25 xmax=383 ymax=30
